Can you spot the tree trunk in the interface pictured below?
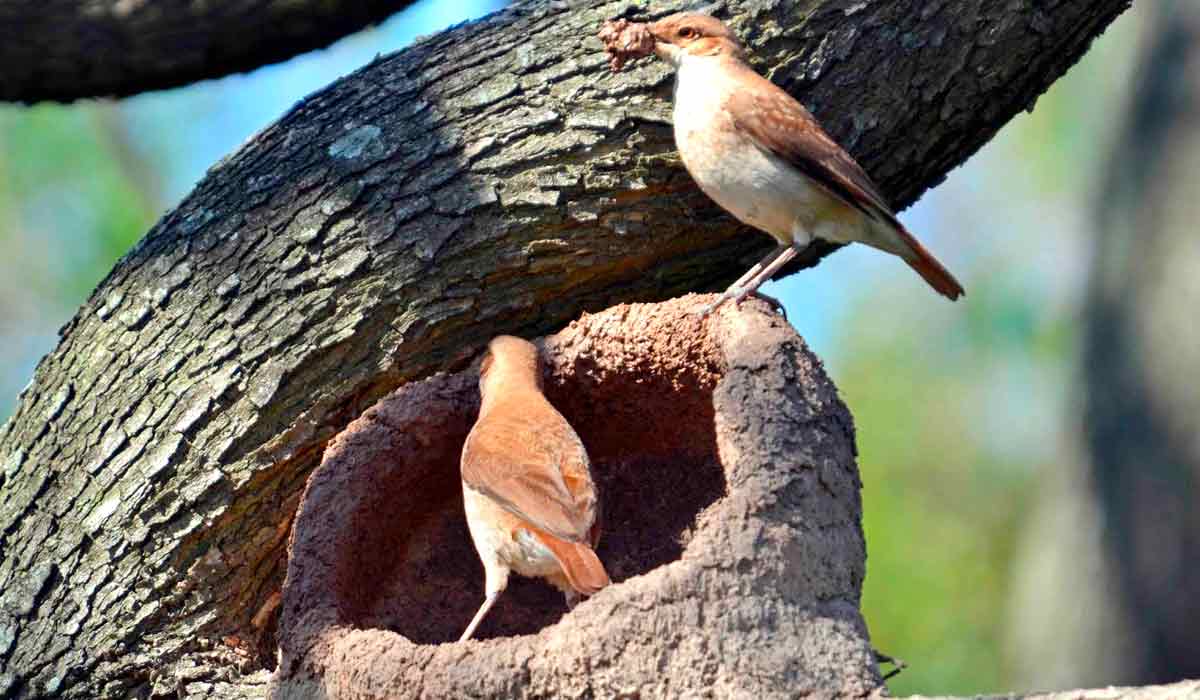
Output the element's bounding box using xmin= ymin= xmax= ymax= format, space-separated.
xmin=1083 ymin=0 xmax=1200 ymax=683
xmin=0 ymin=0 xmax=1132 ymax=697
xmin=0 ymin=0 xmax=421 ymax=103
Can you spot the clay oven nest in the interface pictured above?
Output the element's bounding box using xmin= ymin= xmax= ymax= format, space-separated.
xmin=273 ymin=295 xmax=880 ymax=699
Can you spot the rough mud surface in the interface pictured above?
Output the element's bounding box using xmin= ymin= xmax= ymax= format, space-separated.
xmin=272 ymin=295 xmax=878 ymax=699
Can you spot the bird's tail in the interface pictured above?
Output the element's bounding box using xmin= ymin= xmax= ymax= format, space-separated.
xmin=532 ymin=530 xmax=611 ymax=596
xmin=891 ymin=223 xmax=965 ymax=300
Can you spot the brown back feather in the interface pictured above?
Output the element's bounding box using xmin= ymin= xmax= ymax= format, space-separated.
xmin=461 ymin=390 xmax=598 ymax=543
xmin=724 ymin=64 xmax=896 ymax=224
xmin=724 ymin=63 xmax=963 ymax=299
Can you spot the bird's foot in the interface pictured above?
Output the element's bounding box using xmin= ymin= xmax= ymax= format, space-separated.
xmin=696 ymin=291 xmax=735 ymax=318
xmin=697 ymin=287 xmax=787 ymax=319
xmin=741 ymin=290 xmax=787 ymax=318
xmin=873 ymin=649 xmax=908 ymax=682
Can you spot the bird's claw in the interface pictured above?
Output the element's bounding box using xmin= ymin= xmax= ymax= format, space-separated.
xmin=695 ymin=301 xmax=720 ymax=318
xmin=873 ymin=649 xmax=908 ymax=682
xmin=695 ymin=289 xmax=739 ymax=318
xmin=745 ymin=290 xmax=787 ymax=319
xmin=695 ymin=288 xmax=787 ymax=319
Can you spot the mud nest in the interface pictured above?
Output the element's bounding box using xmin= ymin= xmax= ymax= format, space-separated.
xmin=273 ymin=295 xmax=880 ymax=699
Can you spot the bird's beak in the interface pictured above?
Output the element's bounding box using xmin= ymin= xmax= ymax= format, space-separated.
xmin=648 ymin=25 xmax=682 ymax=66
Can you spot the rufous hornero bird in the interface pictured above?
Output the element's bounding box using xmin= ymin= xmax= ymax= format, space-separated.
xmin=458 ymin=335 xmax=609 ymax=642
xmin=603 ymin=13 xmax=964 ymax=315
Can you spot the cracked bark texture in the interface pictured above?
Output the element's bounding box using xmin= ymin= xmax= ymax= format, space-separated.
xmin=274 ymin=296 xmax=874 ymax=698
xmin=0 ymin=0 xmax=1131 ymax=697
xmin=0 ymin=0 xmax=421 ymax=103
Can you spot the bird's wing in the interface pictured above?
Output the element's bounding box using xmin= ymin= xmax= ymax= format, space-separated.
xmin=461 ymin=402 xmax=597 ymax=543
xmin=725 ymin=65 xmax=965 ymax=300
xmin=725 ymin=65 xmax=901 ymax=228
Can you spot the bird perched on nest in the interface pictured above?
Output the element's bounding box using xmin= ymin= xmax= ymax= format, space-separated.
xmin=599 ymin=13 xmax=964 ymax=315
xmin=458 ymin=335 xmax=609 ymax=642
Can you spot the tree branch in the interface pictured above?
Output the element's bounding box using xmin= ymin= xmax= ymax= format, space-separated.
xmin=910 ymin=679 xmax=1200 ymax=700
xmin=0 ymin=0 xmax=1131 ymax=696
xmin=0 ymin=0 xmax=421 ymax=103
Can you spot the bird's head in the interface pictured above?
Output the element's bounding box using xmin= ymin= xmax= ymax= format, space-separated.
xmin=648 ymin=13 xmax=745 ymax=67
xmin=478 ymin=335 xmax=543 ymax=402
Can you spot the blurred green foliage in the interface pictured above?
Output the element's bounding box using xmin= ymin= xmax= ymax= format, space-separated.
xmin=829 ymin=10 xmax=1143 ymax=695
xmin=842 ymin=279 xmax=1037 ymax=694
xmin=0 ymin=104 xmax=156 ymax=301
xmin=0 ymin=104 xmax=155 ymax=412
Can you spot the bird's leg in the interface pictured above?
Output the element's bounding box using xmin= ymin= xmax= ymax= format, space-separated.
xmin=733 ymin=246 xmax=799 ymax=302
xmin=545 ymin=573 xmax=584 ymax=611
xmin=459 ymin=566 xmax=509 ymax=642
xmin=459 ymin=591 xmax=501 ymax=642
xmin=699 ymin=246 xmax=798 ymax=317
xmin=697 ymin=245 xmax=788 ymax=318
xmin=563 ymin=590 xmax=583 ymax=611
xmin=725 ymin=244 xmax=789 ymax=292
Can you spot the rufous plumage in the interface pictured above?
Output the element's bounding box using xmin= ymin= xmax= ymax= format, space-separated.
xmin=605 ymin=13 xmax=964 ymax=314
xmin=458 ymin=335 xmax=609 ymax=642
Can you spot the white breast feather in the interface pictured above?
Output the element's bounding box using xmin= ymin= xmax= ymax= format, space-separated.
xmin=671 ymin=55 xmax=851 ymax=247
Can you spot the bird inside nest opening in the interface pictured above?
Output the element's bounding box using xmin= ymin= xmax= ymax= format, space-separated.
xmin=330 ymin=341 xmax=728 ymax=645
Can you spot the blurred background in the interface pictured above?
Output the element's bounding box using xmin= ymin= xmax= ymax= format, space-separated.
xmin=1 ymin=0 xmax=1194 ymax=695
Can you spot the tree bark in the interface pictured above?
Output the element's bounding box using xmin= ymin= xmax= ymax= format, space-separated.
xmin=1083 ymin=0 xmax=1200 ymax=683
xmin=0 ymin=0 xmax=1132 ymax=697
xmin=0 ymin=0 xmax=421 ymax=103
xmin=909 ymin=679 xmax=1200 ymax=700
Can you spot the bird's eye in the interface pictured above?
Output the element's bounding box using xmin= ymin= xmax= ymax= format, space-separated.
xmin=679 ymin=26 xmax=698 ymax=39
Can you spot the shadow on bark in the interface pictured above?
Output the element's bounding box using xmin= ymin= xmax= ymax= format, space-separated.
xmin=273 ymin=295 xmax=876 ymax=698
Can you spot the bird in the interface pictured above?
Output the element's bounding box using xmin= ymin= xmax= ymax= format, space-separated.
xmin=638 ymin=12 xmax=964 ymax=314
xmin=457 ymin=335 xmax=610 ymax=642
